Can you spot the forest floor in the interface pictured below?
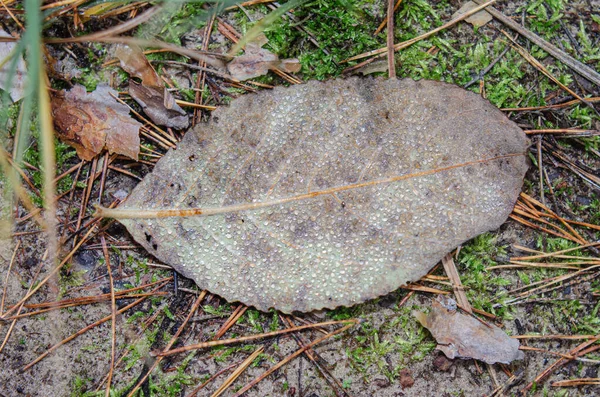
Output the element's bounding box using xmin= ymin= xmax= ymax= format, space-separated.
xmin=0 ymin=0 xmax=599 ymax=396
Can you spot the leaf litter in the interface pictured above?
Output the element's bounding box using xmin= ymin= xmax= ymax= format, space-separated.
xmin=414 ymin=296 xmax=524 ymax=364
xmin=51 ymin=84 xmax=141 ymax=161
xmin=227 ymin=33 xmax=301 ymax=81
xmin=102 ymin=77 xmax=530 ymax=313
xmin=114 ymin=44 xmax=189 ymax=129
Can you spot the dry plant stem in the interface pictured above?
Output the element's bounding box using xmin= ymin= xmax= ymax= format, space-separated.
xmin=7 ymin=292 xmax=167 ymax=321
xmin=386 ymin=0 xmax=395 ymax=79
xmin=125 ymin=291 xmax=207 ymax=397
xmin=211 ymin=346 xmax=264 ymax=397
xmin=0 ymin=241 xmax=20 ymax=313
xmin=158 ymin=319 xmax=359 ymax=357
xmin=552 ymin=378 xmax=600 ymax=387
xmin=537 ymin=138 xmax=544 ymax=205
xmin=193 ymin=9 xmax=215 ymax=126
xmin=281 ymin=316 xmax=350 ymax=397
xmin=49 ymin=5 xmax=162 ymax=42
xmin=502 ymin=32 xmax=599 ymax=117
xmin=0 ymin=253 xmax=46 ymax=354
xmin=96 ymin=153 xmax=524 ymax=219
xmin=232 ymin=321 xmax=357 ymax=397
xmin=214 ymin=305 xmax=247 ymax=340
xmin=511 ymin=241 xmax=600 ymax=261
xmin=470 ymin=0 xmax=600 ymax=87
xmin=21 ymin=284 xmax=166 ymax=372
xmin=0 ymin=146 xmax=47 ymax=229
xmin=519 ymin=346 xmax=600 ymax=364
xmin=176 ymin=99 xmax=217 ymax=111
xmin=100 ymin=236 xmax=116 ymax=397
xmin=502 ymin=97 xmax=600 ymax=112
xmin=187 ymin=362 xmax=241 ymax=397
xmin=374 ymin=0 xmax=403 ymax=35
xmin=520 ymin=193 xmax=587 ymax=243
xmin=0 ymin=224 xmax=97 ymax=320
xmin=522 ymin=334 xmax=600 ymax=392
xmin=112 ymin=93 xmax=176 ymax=145
xmin=441 ymin=253 xmax=471 ymax=313
xmin=509 ymin=266 xmax=600 ymax=299
xmin=0 ymin=0 xmax=23 ymax=30
xmin=342 ymin=0 xmax=496 ymax=64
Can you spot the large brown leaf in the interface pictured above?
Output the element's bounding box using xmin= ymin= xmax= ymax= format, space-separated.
xmin=52 ymin=84 xmax=141 ymax=161
xmin=110 ymin=78 xmax=529 ymax=313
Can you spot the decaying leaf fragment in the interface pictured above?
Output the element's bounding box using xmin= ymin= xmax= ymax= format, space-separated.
xmin=414 ymin=296 xmax=524 ymax=364
xmin=114 ymin=45 xmax=188 ymax=129
xmin=227 ymin=34 xmax=301 ymax=81
xmin=452 ymin=1 xmax=493 ymax=27
xmin=52 ymin=84 xmax=141 ymax=161
xmin=112 ymin=77 xmax=529 ymax=313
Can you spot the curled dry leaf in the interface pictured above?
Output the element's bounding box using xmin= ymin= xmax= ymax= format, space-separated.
xmin=52 ymin=84 xmax=141 ymax=161
xmin=227 ymin=33 xmax=301 ymax=81
xmin=110 ymin=77 xmax=529 ymax=313
xmin=414 ymin=296 xmax=524 ymax=364
xmin=114 ymin=44 xmax=188 ymax=129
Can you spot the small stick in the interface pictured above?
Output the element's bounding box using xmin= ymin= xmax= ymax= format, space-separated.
xmin=386 ymin=0 xmax=396 ymax=79
xmin=157 ymin=319 xmax=359 ymax=357
xmin=101 ymin=236 xmax=117 ymax=397
xmin=211 ymin=347 xmax=264 ymax=397
xmin=232 ymin=321 xmax=357 ymax=397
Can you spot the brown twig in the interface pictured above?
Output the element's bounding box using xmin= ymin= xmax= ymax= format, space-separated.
xmin=386 ymin=0 xmax=396 ymax=79
xmin=232 ymin=321 xmax=358 ymax=397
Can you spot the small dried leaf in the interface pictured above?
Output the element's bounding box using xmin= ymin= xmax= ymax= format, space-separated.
xmin=415 ymin=296 xmax=524 ymax=364
xmin=0 ymin=29 xmax=27 ymax=102
xmin=115 ymin=45 xmax=189 ymax=129
xmin=117 ymin=78 xmax=529 ymax=313
xmin=114 ymin=44 xmax=162 ymax=86
xmin=129 ymin=82 xmax=188 ymax=130
xmin=52 ymin=84 xmax=141 ymax=161
xmin=452 ymin=1 xmax=493 ymax=27
xmin=227 ymin=34 xmax=300 ymax=80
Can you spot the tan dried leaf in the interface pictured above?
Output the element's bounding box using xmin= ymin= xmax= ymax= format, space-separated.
xmin=414 ymin=296 xmax=524 ymax=364
xmin=452 ymin=1 xmax=493 ymax=27
xmin=52 ymin=84 xmax=141 ymax=161
xmin=114 ymin=45 xmax=189 ymax=129
xmin=227 ymin=33 xmax=301 ymax=80
xmin=115 ymin=78 xmax=529 ymax=313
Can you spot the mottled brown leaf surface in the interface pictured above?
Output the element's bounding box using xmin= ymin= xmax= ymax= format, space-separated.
xmin=119 ymin=78 xmax=529 ymax=313
xmin=414 ymin=296 xmax=524 ymax=364
xmin=52 ymin=84 xmax=141 ymax=161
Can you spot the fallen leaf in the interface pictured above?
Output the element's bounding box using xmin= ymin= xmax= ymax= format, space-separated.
xmin=111 ymin=77 xmax=529 ymax=313
xmin=114 ymin=44 xmax=163 ymax=86
xmin=414 ymin=296 xmax=524 ymax=364
xmin=0 ymin=29 xmax=27 ymax=102
xmin=452 ymin=1 xmax=493 ymax=28
xmin=227 ymin=33 xmax=301 ymax=81
xmin=114 ymin=44 xmax=189 ymax=129
xmin=52 ymin=84 xmax=141 ymax=161
xmin=129 ymin=82 xmax=189 ymax=130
